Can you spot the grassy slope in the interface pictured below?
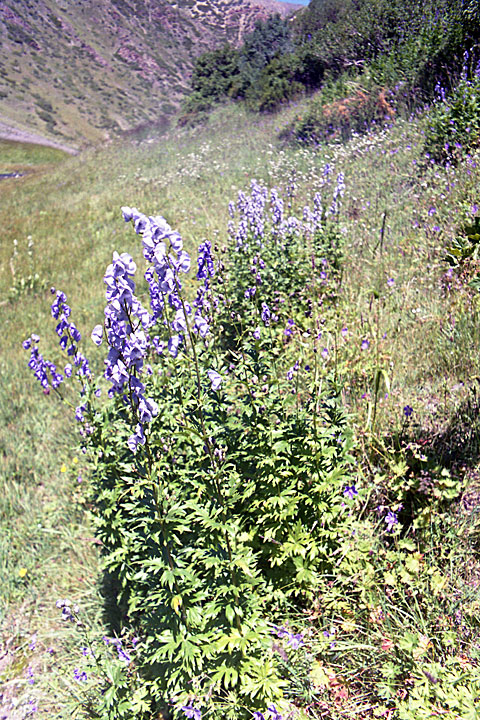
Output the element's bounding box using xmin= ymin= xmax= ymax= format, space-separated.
xmin=1 ymin=101 xmax=479 ymax=717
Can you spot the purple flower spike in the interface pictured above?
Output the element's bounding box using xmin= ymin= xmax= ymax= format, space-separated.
xmin=403 ymin=405 xmax=413 ymax=418
xmin=197 ymin=240 xmax=215 ymax=280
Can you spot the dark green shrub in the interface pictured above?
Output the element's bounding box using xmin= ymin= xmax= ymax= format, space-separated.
xmin=247 ymin=54 xmax=304 ymax=112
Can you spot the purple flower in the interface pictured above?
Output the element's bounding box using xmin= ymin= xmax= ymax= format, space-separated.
xmin=253 ymin=713 xmax=265 ymax=720
xmin=197 ymin=240 xmax=215 ymax=280
xmin=361 ymin=339 xmax=370 ymax=350
xmin=75 ymin=405 xmax=86 ymax=423
xmin=121 ymin=206 xmax=134 ymax=222
xmin=286 ymin=360 xmax=299 ymax=381
xmin=385 ymin=510 xmax=398 ymax=531
xmin=284 ymin=319 xmax=294 ymax=338
xmin=181 ymin=706 xmax=201 ymax=720
xmin=73 ymin=668 xmax=88 ymax=683
xmin=387 ymin=277 xmax=395 ymax=287
xmin=168 ymin=334 xmax=182 ymax=358
xmin=138 ymin=396 xmax=159 ymax=424
xmin=287 ymin=633 xmax=304 ymax=650
xmin=56 ymin=599 xmax=79 ymax=622
xmin=117 ymin=647 xmax=132 ymax=664
xmin=403 ymin=405 xmax=413 ymax=418
xmin=267 ymin=705 xmax=283 ymax=720
xmin=91 ymin=324 xmax=103 ymax=345
xmin=261 ymin=303 xmax=271 ymax=326
xmin=343 ymin=485 xmax=358 ymax=500
xmin=270 ymin=624 xmax=289 ymax=639
xmin=207 ymin=369 xmax=222 ymax=391
xmin=194 ymin=314 xmax=209 ymax=338
xmin=253 ymin=327 xmax=261 ymax=340
xmin=127 ymin=423 xmax=146 ymax=453
xmin=25 ymin=290 xmax=91 ymax=388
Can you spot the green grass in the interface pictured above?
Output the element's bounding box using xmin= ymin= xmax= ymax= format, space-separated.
xmin=0 ymin=139 xmax=68 ymax=174
xmin=1 ymin=100 xmax=480 ymax=718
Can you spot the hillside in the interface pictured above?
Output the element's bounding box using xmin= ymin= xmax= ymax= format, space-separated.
xmin=0 ymin=0 xmax=300 ymax=147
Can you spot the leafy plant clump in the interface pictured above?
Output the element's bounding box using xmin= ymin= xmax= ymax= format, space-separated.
xmin=23 ymin=179 xmax=360 ymax=719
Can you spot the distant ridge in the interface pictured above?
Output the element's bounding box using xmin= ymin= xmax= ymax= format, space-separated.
xmin=0 ymin=0 xmax=300 ymax=146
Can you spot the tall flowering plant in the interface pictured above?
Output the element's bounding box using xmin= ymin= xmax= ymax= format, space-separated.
xmin=24 ymin=180 xmax=358 ymax=720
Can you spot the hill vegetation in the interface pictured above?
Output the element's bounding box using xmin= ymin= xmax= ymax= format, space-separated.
xmin=0 ymin=0 xmax=298 ymax=146
xmin=1 ymin=1 xmax=480 ymax=719
xmin=183 ymin=0 xmax=480 ymax=122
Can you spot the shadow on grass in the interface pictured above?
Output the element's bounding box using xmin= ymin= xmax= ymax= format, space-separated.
xmin=419 ymin=383 xmax=480 ymax=469
xmin=99 ymin=569 xmax=129 ymax=636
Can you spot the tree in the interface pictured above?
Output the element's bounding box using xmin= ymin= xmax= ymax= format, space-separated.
xmin=237 ymin=15 xmax=295 ymax=93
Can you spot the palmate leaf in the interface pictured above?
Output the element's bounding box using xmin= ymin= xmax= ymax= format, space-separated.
xmin=240 ymin=658 xmax=288 ymax=700
xmin=211 ymin=664 xmax=239 ymax=688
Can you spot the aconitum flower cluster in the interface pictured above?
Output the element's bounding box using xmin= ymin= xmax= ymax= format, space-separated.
xmin=229 ymin=176 xmax=346 ymax=255
xmin=328 ymin=172 xmax=345 ymax=216
xmin=92 ymin=249 xmax=158 ymax=451
xmin=51 ymin=288 xmax=91 ymax=378
xmin=23 ymin=334 xmax=63 ymax=392
xmin=193 ymin=239 xmax=215 ymax=337
xmin=121 ymin=206 xmax=192 ymax=353
xmin=236 ymin=179 xmax=268 ymax=244
xmin=92 ymin=207 xmax=205 ymax=450
xmin=23 ymin=289 xmax=90 ymax=393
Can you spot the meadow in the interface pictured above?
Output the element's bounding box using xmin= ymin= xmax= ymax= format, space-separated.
xmin=1 ymin=98 xmax=479 ymax=719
